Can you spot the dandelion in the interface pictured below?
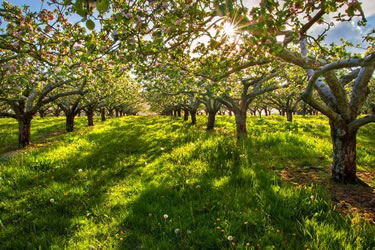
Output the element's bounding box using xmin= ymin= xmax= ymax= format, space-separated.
xmin=50 ymin=198 xmax=54 ymax=203
xmin=246 ymin=242 xmax=250 ymax=247
xmin=187 ymin=230 xmax=192 ymax=234
xmin=351 ymin=218 xmax=357 ymax=224
xmin=78 ymin=169 xmax=83 ymax=172
xmin=228 ymin=235 xmax=233 ymax=241
xmin=216 ymin=226 xmax=220 ymax=230
xmin=216 ymin=218 xmax=220 ymax=222
xmin=148 ymin=213 xmax=152 ymax=217
xmin=174 ymin=228 xmax=180 ymax=234
xmin=244 ymin=221 xmax=248 ymax=225
xmin=276 ymin=229 xmax=280 ymax=233
xmin=221 ymin=229 xmax=224 ymax=233
xmin=163 ymin=214 xmax=168 ymax=219
xmin=120 ymin=237 xmax=123 ymax=241
xmin=231 ymin=242 xmax=236 ymax=246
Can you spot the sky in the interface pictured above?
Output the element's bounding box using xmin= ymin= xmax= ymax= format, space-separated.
xmin=4 ymin=0 xmax=375 ymax=52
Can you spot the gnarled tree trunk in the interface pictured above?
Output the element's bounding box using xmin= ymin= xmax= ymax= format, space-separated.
xmin=18 ymin=116 xmax=32 ymax=148
xmin=101 ymin=108 xmax=106 ymax=122
xmin=183 ymin=109 xmax=189 ymax=121
xmin=206 ymin=111 xmax=216 ymax=130
xmin=190 ymin=110 xmax=197 ymax=125
xmin=286 ymin=111 xmax=293 ymax=122
xmin=234 ymin=110 xmax=247 ymax=138
xmin=330 ymin=120 xmax=357 ymax=184
xmin=86 ymin=109 xmax=94 ymax=126
xmin=66 ymin=113 xmax=75 ymax=132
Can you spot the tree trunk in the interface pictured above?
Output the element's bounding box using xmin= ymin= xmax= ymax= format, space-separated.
xmin=234 ymin=110 xmax=247 ymax=138
xmin=54 ymin=109 xmax=61 ymax=117
xmin=330 ymin=120 xmax=357 ymax=184
xmin=115 ymin=110 xmax=119 ymax=117
xmin=18 ymin=116 xmax=32 ymax=148
xmin=286 ymin=111 xmax=293 ymax=122
xmin=39 ymin=111 xmax=46 ymax=118
xmin=183 ymin=110 xmax=189 ymax=121
xmin=177 ymin=109 xmax=181 ymax=117
xmin=109 ymin=109 xmax=114 ymax=117
xmin=87 ymin=109 xmax=94 ymax=126
xmin=229 ymin=110 xmax=232 ymax=116
xmin=190 ymin=110 xmax=197 ymax=125
xmin=66 ymin=113 xmax=75 ymax=132
xmin=206 ymin=111 xmax=216 ymax=130
xmin=101 ymin=108 xmax=106 ymax=122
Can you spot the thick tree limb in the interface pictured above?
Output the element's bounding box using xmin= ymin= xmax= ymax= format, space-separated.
xmin=349 ymin=65 xmax=375 ymax=117
xmin=348 ymin=114 xmax=375 ymax=131
xmin=339 ymin=69 xmax=360 ymax=86
xmin=323 ymin=71 xmax=351 ymax=120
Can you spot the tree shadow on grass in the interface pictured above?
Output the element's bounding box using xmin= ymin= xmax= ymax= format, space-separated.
xmin=116 ymin=145 xmax=375 ymax=249
xmin=0 ymin=116 xmax=201 ymax=249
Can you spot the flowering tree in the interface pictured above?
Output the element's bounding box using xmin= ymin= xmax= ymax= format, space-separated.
xmin=216 ymin=0 xmax=375 ymax=183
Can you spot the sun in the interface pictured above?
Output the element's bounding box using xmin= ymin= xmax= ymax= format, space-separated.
xmin=223 ymin=22 xmax=236 ymax=37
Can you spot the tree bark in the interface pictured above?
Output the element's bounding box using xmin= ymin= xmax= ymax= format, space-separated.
xmin=287 ymin=111 xmax=293 ymax=122
xmin=234 ymin=110 xmax=247 ymax=138
xmin=115 ymin=109 xmax=119 ymax=117
xmin=229 ymin=110 xmax=232 ymax=116
xmin=190 ymin=110 xmax=197 ymax=125
xmin=66 ymin=113 xmax=75 ymax=132
xmin=177 ymin=109 xmax=181 ymax=117
xmin=54 ymin=109 xmax=61 ymax=117
xmin=101 ymin=108 xmax=106 ymax=122
xmin=206 ymin=111 xmax=216 ymax=130
xmin=18 ymin=116 xmax=32 ymax=148
xmin=87 ymin=109 xmax=94 ymax=126
xmin=39 ymin=110 xmax=46 ymax=118
xmin=330 ymin=120 xmax=358 ymax=184
xmin=108 ymin=109 xmax=114 ymax=117
xmin=183 ymin=110 xmax=189 ymax=121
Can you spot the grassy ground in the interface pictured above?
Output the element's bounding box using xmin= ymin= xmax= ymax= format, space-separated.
xmin=0 ymin=115 xmax=374 ymax=249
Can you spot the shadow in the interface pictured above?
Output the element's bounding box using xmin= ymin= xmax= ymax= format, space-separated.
xmin=1 ymin=115 xmax=374 ymax=249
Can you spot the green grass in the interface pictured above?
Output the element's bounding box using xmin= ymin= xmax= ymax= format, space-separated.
xmin=0 ymin=115 xmax=374 ymax=249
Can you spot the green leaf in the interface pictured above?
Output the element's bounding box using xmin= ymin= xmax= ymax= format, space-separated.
xmin=97 ymin=0 xmax=110 ymax=14
xmin=86 ymin=20 xmax=95 ymax=30
xmin=74 ymin=0 xmax=87 ymax=17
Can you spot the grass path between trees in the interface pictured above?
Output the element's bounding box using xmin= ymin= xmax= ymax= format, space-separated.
xmin=0 ymin=115 xmax=374 ymax=249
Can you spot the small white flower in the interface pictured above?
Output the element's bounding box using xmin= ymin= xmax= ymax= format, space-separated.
xmin=311 ymin=195 xmax=315 ymax=201
xmin=228 ymin=235 xmax=233 ymax=241
xmin=50 ymin=199 xmax=55 ymax=203
xmin=161 ymin=147 xmax=164 ymax=151
xmin=144 ymin=161 xmax=148 ymax=165
xmin=78 ymin=169 xmax=83 ymax=172
xmin=0 ymin=177 xmax=2 ymax=180
xmin=174 ymin=228 xmax=180 ymax=234
xmin=195 ymin=185 xmax=201 ymax=189
xmin=163 ymin=214 xmax=168 ymax=219
xmin=187 ymin=230 xmax=192 ymax=234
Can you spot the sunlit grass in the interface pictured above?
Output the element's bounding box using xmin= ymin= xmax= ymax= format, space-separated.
xmin=0 ymin=115 xmax=374 ymax=249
